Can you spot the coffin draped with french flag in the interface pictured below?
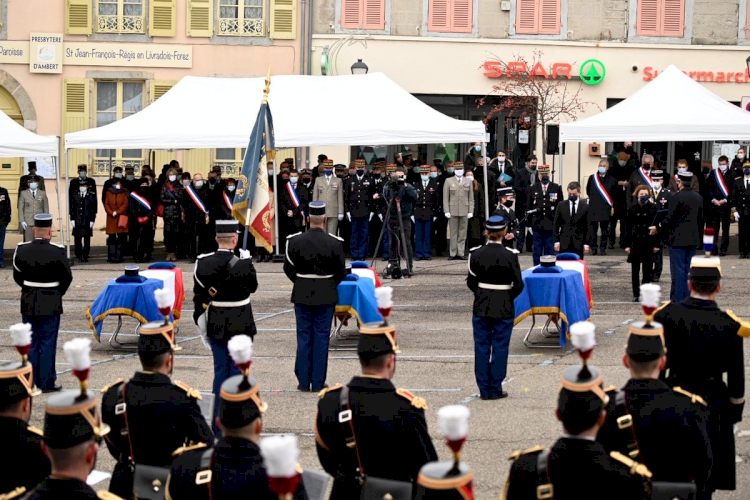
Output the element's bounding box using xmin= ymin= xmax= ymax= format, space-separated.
xmin=232 ymin=88 xmax=275 ymax=252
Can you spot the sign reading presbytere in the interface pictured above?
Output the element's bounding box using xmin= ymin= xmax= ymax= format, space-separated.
xmin=30 ymin=33 xmax=63 ymax=74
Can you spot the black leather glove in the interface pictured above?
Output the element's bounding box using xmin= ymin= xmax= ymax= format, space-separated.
xmin=729 ymin=400 xmax=745 ymax=424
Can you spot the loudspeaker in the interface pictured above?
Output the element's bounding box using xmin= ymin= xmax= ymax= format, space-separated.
xmin=546 ymin=125 xmax=565 ymax=155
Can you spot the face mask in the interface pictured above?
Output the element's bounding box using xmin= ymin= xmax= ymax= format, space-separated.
xmin=182 ymin=179 xmax=190 ymax=187
xmin=413 ymin=166 xmax=421 ymax=173
xmin=210 ymin=177 xmax=218 ymax=184
xmin=454 ymin=169 xmax=464 ymax=177
xmin=739 ymin=154 xmax=745 ymax=160
xmin=529 ymin=164 xmax=537 ymax=170
xmin=642 ymin=164 xmax=651 ymax=170
xmin=147 ymin=180 xmax=152 ymax=186
xmin=380 ymin=172 xmax=386 ymax=178
xmin=79 ymin=171 xmax=87 ymax=179
xmin=475 ymin=145 xmax=481 ymax=152
xmin=653 ymin=181 xmax=662 ymax=189
xmin=228 ymin=185 xmax=236 ymax=192
xmin=430 ymin=172 xmax=438 ymax=179
xmin=303 ymin=177 xmax=312 ymax=183
xmin=421 ymin=174 xmax=429 ymax=181
xmin=639 ymin=195 xmax=650 ymax=205
xmin=289 ymin=177 xmax=299 ymax=184
xmin=396 ymin=176 xmax=405 ymax=182
xmin=618 ymin=160 xmax=627 ymax=167
xmin=541 ymin=176 xmax=550 ymax=184
xmin=498 ymin=157 xmax=506 ymax=163
xmin=139 ymin=184 xmax=148 ymax=191
xmin=569 ymin=195 xmax=578 ymax=202
xmin=744 ymin=168 xmax=750 ymax=176
xmin=503 ymin=200 xmax=514 ymax=207
xmin=447 ymin=167 xmax=454 ymax=174
xmin=29 ymin=183 xmax=38 ymax=190
xmin=598 ymin=166 xmax=606 ymax=174
xmin=348 ymin=169 xmax=356 ymax=176
xmin=125 ymin=174 xmax=134 ymax=181
xmin=678 ymin=166 xmax=687 ymax=173
xmin=325 ymin=169 xmax=332 ymax=176
xmin=114 ymin=172 xmax=123 ymax=179
xmin=195 ymin=180 xmax=204 ymax=188
xmin=720 ymin=164 xmax=728 ymax=171
xmin=465 ymin=175 xmax=474 ymax=183
xmin=168 ymin=175 xmax=177 ymax=182
xmin=356 ymin=169 xmax=365 ymax=176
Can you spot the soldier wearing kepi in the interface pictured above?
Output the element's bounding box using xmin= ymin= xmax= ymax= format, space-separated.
xmin=284 ymin=201 xmax=346 ymax=392
xmin=315 ymin=322 xmax=438 ymax=500
xmin=345 ymin=159 xmax=375 ymax=261
xmin=493 ymin=187 xmax=520 ymax=249
xmin=167 ymin=335 xmax=308 ymax=500
xmin=313 ymin=159 xmax=344 ymax=236
xmin=649 ymin=169 xmax=672 ymax=283
xmin=527 ymin=164 xmax=563 ymax=266
xmin=13 ymin=213 xmax=73 ymax=393
xmin=654 ymin=254 xmax=749 ymax=497
xmin=0 ymin=323 xmax=50 ymax=498
xmin=101 ymin=306 xmax=214 ymax=498
xmin=467 ymin=215 xmax=524 ymax=400
xmin=193 ymin=219 xmax=258 ymax=433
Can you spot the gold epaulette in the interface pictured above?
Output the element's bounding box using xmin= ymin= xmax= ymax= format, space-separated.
xmin=654 ymin=300 xmax=671 ymax=315
xmin=673 ymin=387 xmax=708 ymax=407
xmin=26 ymin=425 xmax=43 ymax=436
xmin=172 ymin=442 xmax=208 ymax=457
xmin=609 ymin=451 xmax=653 ymax=478
xmin=726 ymin=310 xmax=750 ymax=338
xmin=508 ymin=445 xmax=544 ymax=461
xmin=0 ymin=486 xmax=26 ymax=500
xmin=97 ymin=492 xmax=125 ymax=500
xmin=396 ymin=388 xmax=428 ymax=410
xmin=603 ymin=385 xmax=618 ymax=393
xmin=101 ymin=378 xmax=125 ymax=394
xmin=318 ymin=383 xmax=343 ymax=399
xmin=174 ymin=381 xmax=202 ymax=400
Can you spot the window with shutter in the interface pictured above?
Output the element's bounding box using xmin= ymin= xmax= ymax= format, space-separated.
xmin=66 ymin=0 xmax=93 ymax=35
xmin=514 ymin=0 xmax=560 ymax=35
xmin=187 ymin=0 xmax=214 ymax=37
xmin=363 ymin=0 xmax=385 ymax=30
xmin=340 ymin=0 xmax=384 ymax=30
xmin=150 ymin=80 xmax=176 ymax=169
xmin=636 ymin=0 xmax=684 ymax=37
xmin=149 ymin=0 xmax=176 ymax=36
xmin=538 ymin=0 xmax=560 ymax=34
xmin=451 ymin=0 xmax=472 ymax=32
xmin=271 ymin=0 xmax=297 ymax=38
xmin=428 ymin=0 xmax=472 ymax=33
xmin=515 ymin=0 xmax=537 ymax=33
xmin=219 ymin=0 xmax=265 ymax=36
xmin=94 ymin=81 xmax=145 ymax=175
xmin=636 ymin=0 xmax=660 ymax=35
xmin=96 ymin=0 xmax=145 ymax=33
xmin=428 ymin=0 xmax=450 ymax=31
xmin=62 ymin=78 xmax=91 ymax=176
xmin=660 ymin=0 xmax=683 ymax=36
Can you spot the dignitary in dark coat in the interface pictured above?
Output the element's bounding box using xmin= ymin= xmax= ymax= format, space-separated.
xmin=315 ymin=325 xmax=438 ymax=500
xmin=160 ymin=168 xmax=184 ymax=262
xmin=345 ymin=160 xmax=375 ymax=260
xmin=104 ymin=180 xmax=129 ymax=264
xmin=608 ymin=151 xmax=636 ymax=248
xmin=12 ymin=214 xmax=72 ymax=393
xmin=413 ymin=165 xmax=440 ymax=260
xmin=625 ymin=185 xmax=659 ymax=301
xmin=494 ymin=187 xmax=520 ymax=249
xmin=467 ymin=215 xmax=524 ymax=400
xmin=215 ymin=177 xmax=236 ymax=220
xmin=527 ymin=165 xmax=563 ymax=265
xmin=0 ymin=182 xmax=10 ymax=268
xmin=69 ymin=180 xmax=97 ymax=263
xmin=68 ymin=164 xmax=97 ymax=205
xmin=279 ymin=170 xmax=307 ymax=243
xmin=129 ymin=179 xmax=156 ymax=264
xmin=707 ymin=155 xmax=734 ymax=256
xmin=627 ymin=155 xmax=657 ymax=207
xmin=101 ymin=319 xmax=214 ymax=498
xmin=183 ymin=173 xmax=212 ymax=262
xmin=732 ymin=162 xmax=750 ymax=258
xmin=654 ymin=258 xmax=749 ymax=497
xmin=513 ymin=155 xmax=538 ymax=253
xmin=650 ymin=171 xmax=703 ymax=302
xmin=193 ymin=220 xmax=258 ymax=434
xmin=554 ymin=181 xmax=589 ymax=259
xmin=586 ymin=159 xmax=617 ymax=255
xmin=284 ymin=202 xmax=346 ymax=392
xmin=0 ymin=323 xmax=50 ymax=497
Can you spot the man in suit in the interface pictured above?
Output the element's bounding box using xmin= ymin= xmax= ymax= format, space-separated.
xmin=279 ymin=169 xmax=307 ymax=243
xmin=667 ymin=159 xmax=699 ymax=192
xmin=414 ymin=164 xmax=440 ymax=260
xmin=491 ymin=151 xmax=515 ymax=191
xmin=586 ymin=158 xmax=617 ymax=255
xmin=312 ymin=159 xmax=344 ymax=236
xmin=708 ymin=155 xmax=733 ymax=256
xmin=18 ymin=176 xmax=49 ymax=242
xmin=554 ymin=181 xmax=590 ymax=259
xmin=443 ymin=161 xmax=474 ymax=260
xmin=513 ymin=155 xmax=538 ymax=253
xmin=732 ymin=161 xmax=750 ymax=258
xmin=649 ymin=171 xmax=703 ymax=302
xmin=527 ymin=165 xmax=563 ymax=266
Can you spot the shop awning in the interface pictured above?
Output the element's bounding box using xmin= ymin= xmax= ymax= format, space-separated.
xmin=560 ymin=65 xmax=750 ymax=142
xmin=0 ymin=110 xmax=59 ymax=157
xmin=65 ymin=73 xmax=486 ymax=150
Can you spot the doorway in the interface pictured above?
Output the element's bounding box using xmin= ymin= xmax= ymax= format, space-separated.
xmin=0 ymin=86 xmax=23 ymax=230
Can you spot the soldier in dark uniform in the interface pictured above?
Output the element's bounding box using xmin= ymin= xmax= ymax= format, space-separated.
xmin=0 ymin=323 xmax=49 ymax=498
xmin=183 ymin=173 xmax=211 ymax=263
xmin=413 ymin=164 xmax=439 ymax=260
xmin=168 ymin=335 xmax=307 ymax=499
xmin=12 ymin=214 xmax=72 ymax=393
xmin=25 ymin=340 xmax=118 ymax=500
xmin=654 ymin=256 xmax=749 ymax=497
xmin=68 ymin=164 xmax=97 ymax=205
xmin=650 ymin=170 xmax=672 ymax=282
xmin=597 ymin=312 xmax=712 ymax=495
xmin=69 ymin=177 xmax=98 ymax=263
xmin=193 ymin=219 xmax=258 ymax=433
xmin=369 ymin=162 xmax=388 ymax=258
xmin=345 ymin=159 xmax=375 ymax=261
xmin=493 ymin=187 xmax=520 ymax=249
xmin=502 ymin=359 xmax=649 ymax=500
xmin=732 ymin=161 xmax=750 ymax=259
xmin=284 ymin=202 xmax=346 ymax=392
xmin=315 ymin=323 xmax=438 ymax=500
xmin=527 ymin=165 xmax=562 ymax=266
xmin=512 ymin=155 xmax=538 ymax=253
xmin=18 ymin=161 xmax=46 ymax=194
xmin=101 ymin=316 xmax=214 ymax=498
xmin=467 ymin=215 xmax=523 ymax=400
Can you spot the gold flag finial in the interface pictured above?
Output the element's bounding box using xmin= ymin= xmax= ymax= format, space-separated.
xmin=263 ymin=67 xmax=272 ymax=103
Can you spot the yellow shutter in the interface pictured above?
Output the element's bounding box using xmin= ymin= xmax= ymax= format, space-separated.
xmin=150 ymin=80 xmax=178 ymax=168
xmin=62 ymin=78 xmax=91 ymax=177
xmin=65 ymin=0 xmax=92 ymax=35
xmin=270 ymin=0 xmax=297 ymax=39
xmin=149 ymin=0 xmax=177 ymax=37
xmin=187 ymin=0 xmax=214 ymax=37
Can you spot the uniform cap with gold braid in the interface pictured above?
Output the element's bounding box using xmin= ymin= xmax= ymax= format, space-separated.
xmin=358 ymin=323 xmax=399 ymax=360
xmin=0 ymin=323 xmax=41 ymax=406
xmin=537 ymin=164 xmax=551 ymax=174
xmin=219 ymin=334 xmax=267 ymax=429
xmin=354 ymin=158 xmax=366 ymax=167
xmin=43 ymin=339 xmax=110 ymax=449
xmin=322 ymin=159 xmax=334 ymax=167
xmin=626 ymin=284 xmax=666 ymax=362
xmin=138 ymin=321 xmax=180 ymax=354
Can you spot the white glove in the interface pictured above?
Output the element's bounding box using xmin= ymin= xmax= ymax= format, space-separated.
xmin=736 ymin=212 xmax=741 ymax=221
xmin=338 ymin=213 xmax=344 ymax=221
xmin=89 ymin=221 xmax=94 ymax=229
xmin=433 ymin=216 xmax=437 ymax=222
xmin=445 ymin=213 xmax=451 ymax=219
xmin=467 ymin=213 xmax=473 ymax=219
xmin=410 ymin=216 xmax=415 ymax=223
xmin=71 ymin=221 xmax=75 ymax=228
xmin=239 ymin=248 xmax=252 ymax=260
xmin=346 ymin=212 xmax=351 ymax=222
xmin=21 ymin=222 xmax=27 ymax=230
xmin=369 ymin=212 xmax=374 ymax=221
xmin=378 ymin=214 xmax=383 ymax=222
xmin=112 ymin=212 xmax=117 ymax=217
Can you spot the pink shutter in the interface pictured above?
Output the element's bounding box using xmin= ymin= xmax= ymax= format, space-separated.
xmin=660 ymin=0 xmax=684 ymax=36
xmin=746 ymin=0 xmax=750 ymax=37
xmin=538 ymin=0 xmax=560 ymax=34
xmin=451 ymin=0 xmax=472 ymax=33
xmin=341 ymin=0 xmax=363 ymax=29
xmin=363 ymin=0 xmax=385 ymax=29
xmin=636 ymin=0 xmax=660 ymax=36
xmin=516 ymin=0 xmax=538 ymax=34
xmin=428 ymin=0 xmax=450 ymax=32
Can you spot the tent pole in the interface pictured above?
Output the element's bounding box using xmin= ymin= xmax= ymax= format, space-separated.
xmin=577 ymin=143 xmax=581 ymax=185
xmin=559 ymin=141 xmax=564 ymax=189
xmin=64 ymin=150 xmax=71 ymax=260
xmin=481 ymin=142 xmax=489 ymax=219
xmin=273 ymin=158 xmax=280 ymax=256
xmin=53 ymin=156 xmax=64 ymax=246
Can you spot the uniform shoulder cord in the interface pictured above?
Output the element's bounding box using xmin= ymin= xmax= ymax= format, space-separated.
xmin=338 ymin=386 xmax=367 ymax=480
xmin=614 ymin=391 xmax=641 ymax=460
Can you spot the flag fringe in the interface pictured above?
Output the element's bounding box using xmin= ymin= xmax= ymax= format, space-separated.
xmin=249 ymin=225 xmax=273 ymax=253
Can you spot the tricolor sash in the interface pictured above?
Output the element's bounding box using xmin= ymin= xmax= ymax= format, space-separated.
xmin=129 ymin=192 xmax=152 ymax=211
xmin=592 ymin=174 xmax=613 ymax=207
xmin=286 ymin=182 xmax=306 ymax=225
xmin=638 ymin=168 xmax=653 ymax=187
xmin=223 ymin=191 xmax=233 ymax=212
xmin=186 ymin=184 xmax=209 ymax=223
xmin=714 ymin=169 xmax=730 ymax=199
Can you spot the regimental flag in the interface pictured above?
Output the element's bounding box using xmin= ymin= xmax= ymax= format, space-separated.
xmin=232 ymin=73 xmax=275 ymax=252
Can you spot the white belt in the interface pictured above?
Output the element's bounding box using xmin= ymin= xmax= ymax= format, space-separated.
xmin=478 ymin=283 xmax=512 ymax=290
xmin=23 ymin=280 xmax=60 ymax=288
xmin=210 ymin=297 xmax=251 ymax=307
xmin=297 ymin=274 xmax=334 ymax=279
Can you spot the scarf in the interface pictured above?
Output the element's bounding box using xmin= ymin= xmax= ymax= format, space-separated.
xmin=525 ymin=167 xmax=537 ymax=186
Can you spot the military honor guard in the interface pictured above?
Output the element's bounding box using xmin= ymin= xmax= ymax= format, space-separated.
xmin=708 ymin=155 xmax=733 ymax=256
xmin=284 ymin=202 xmax=346 ymax=392
xmin=345 ymin=159 xmax=375 ymax=260
xmin=193 ymin=219 xmax=258 ymax=432
xmin=443 ymin=161 xmax=474 ymax=260
xmin=68 ymin=164 xmax=97 ymax=206
xmin=527 ymin=165 xmax=563 ymax=265
xmin=732 ymin=161 xmax=750 ymax=259
xmin=654 ymin=253 xmax=749 ymax=497
xmin=18 ymin=162 xmax=46 ymax=194
xmin=493 ymin=187 xmax=520 ymax=249
xmin=649 ymin=170 xmax=672 ymax=282
xmin=315 ymin=320 xmax=438 ymax=500
xmin=383 ymin=168 xmax=417 ymax=275
xmin=598 ymin=285 xmax=711 ymax=496
xmin=0 ymin=323 xmax=49 ymax=498
xmin=585 ymin=158 xmax=617 ymax=255
xmin=24 ymin=338 xmax=118 ymax=500
xmin=414 ymin=164 xmax=440 ymax=260
xmin=502 ymin=325 xmax=649 ymax=500
xmin=512 ymin=155 xmax=538 ymax=254
xmin=467 ymin=215 xmax=524 ymax=400
xmin=12 ymin=214 xmax=72 ymax=393
xmin=70 ymin=174 xmax=98 ymax=263
xmin=313 ymin=159 xmax=344 ymax=236
xmin=18 ymin=176 xmax=49 ymax=242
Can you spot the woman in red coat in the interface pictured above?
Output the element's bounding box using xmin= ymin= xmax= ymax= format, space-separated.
xmin=105 ymin=180 xmax=130 ymax=263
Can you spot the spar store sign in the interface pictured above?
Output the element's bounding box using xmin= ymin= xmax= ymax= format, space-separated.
xmin=482 ymin=59 xmax=605 ymax=85
xmin=643 ymin=66 xmax=750 ymax=83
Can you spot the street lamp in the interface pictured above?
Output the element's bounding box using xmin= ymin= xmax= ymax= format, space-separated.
xmin=351 ymin=59 xmax=369 ymax=75
xmin=746 ymin=55 xmax=750 ymax=74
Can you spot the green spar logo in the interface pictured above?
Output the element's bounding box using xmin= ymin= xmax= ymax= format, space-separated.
xmin=580 ymin=59 xmax=605 ymax=85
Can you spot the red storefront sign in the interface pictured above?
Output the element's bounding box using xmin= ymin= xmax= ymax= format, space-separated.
xmin=643 ymin=66 xmax=750 ymax=83
xmin=483 ymin=60 xmax=573 ymax=79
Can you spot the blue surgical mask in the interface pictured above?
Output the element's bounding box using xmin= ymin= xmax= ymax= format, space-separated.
xmin=430 ymin=172 xmax=438 ymax=179
xmin=228 ymin=185 xmax=236 ymax=192
xmin=421 ymin=174 xmax=429 ymax=181
xmin=678 ymin=167 xmax=687 ymax=174
xmin=598 ymin=166 xmax=606 ymax=174
xmin=413 ymin=166 xmax=421 ymax=173
xmin=289 ymin=176 xmax=298 ymax=184
xmin=194 ymin=180 xmax=204 ymax=188
xmin=475 ymin=145 xmax=481 ymax=152
xmin=126 ymin=174 xmax=135 ymax=181
xmin=447 ymin=167 xmax=455 ymax=174
xmin=744 ymin=168 xmax=750 ymax=176
xmin=29 ymin=182 xmax=38 ymax=190
xmin=79 ymin=171 xmax=87 ymax=179
xmin=541 ymin=176 xmax=549 ymax=184
xmin=324 ymin=169 xmax=332 ymax=176
xmin=114 ymin=172 xmax=123 ymax=179
xmin=618 ymin=160 xmax=627 ymax=167
xmin=380 ymin=172 xmax=386 ymax=179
